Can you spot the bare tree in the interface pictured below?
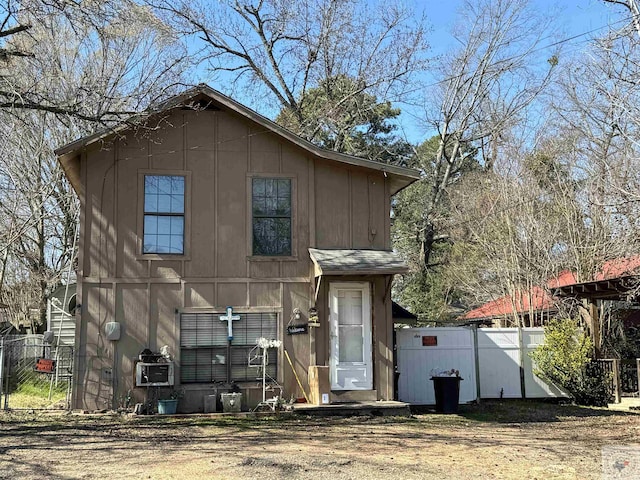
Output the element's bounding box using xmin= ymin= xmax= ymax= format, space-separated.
xmin=146 ymin=0 xmax=428 ymax=144
xmin=392 ymin=0 xmax=559 ymax=318
xmin=0 ymin=109 xmax=81 ymax=329
xmin=0 ymin=1 xmax=189 ymax=330
xmin=549 ymin=23 xmax=640 ymax=276
xmin=603 ymin=0 xmax=640 ymax=37
xmin=0 ymin=0 xmax=188 ymax=124
xmin=445 ymin=172 xmax=556 ymax=326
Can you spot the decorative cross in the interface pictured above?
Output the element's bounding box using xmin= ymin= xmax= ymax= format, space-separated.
xmin=220 ymin=306 xmax=241 ymax=341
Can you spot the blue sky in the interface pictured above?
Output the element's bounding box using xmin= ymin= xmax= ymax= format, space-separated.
xmin=424 ymin=0 xmax=616 ymax=52
xmin=194 ymin=1 xmax=628 ymax=146
xmin=424 ymin=0 xmax=621 ymax=33
xmin=397 ymin=0 xmax=624 ymax=144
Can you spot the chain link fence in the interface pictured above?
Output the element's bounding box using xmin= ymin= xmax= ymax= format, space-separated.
xmin=0 ymin=335 xmax=73 ymax=410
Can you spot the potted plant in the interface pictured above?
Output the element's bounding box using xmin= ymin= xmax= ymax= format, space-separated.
xmin=157 ymin=388 xmax=184 ymax=415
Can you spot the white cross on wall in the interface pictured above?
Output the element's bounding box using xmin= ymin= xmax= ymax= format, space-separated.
xmin=220 ymin=306 xmax=241 ymax=341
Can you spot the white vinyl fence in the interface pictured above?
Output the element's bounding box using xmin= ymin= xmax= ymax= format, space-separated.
xmin=396 ymin=327 xmax=567 ymax=405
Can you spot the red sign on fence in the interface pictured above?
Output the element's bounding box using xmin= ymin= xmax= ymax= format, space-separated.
xmin=35 ymin=358 xmax=56 ymax=373
xmin=422 ymin=336 xmax=438 ymax=346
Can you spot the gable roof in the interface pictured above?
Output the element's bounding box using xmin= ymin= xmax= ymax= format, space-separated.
xmin=55 ymin=84 xmax=420 ymax=195
xmin=462 ymin=256 xmax=640 ymax=320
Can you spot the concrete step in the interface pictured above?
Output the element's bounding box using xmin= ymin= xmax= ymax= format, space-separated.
xmin=292 ymin=400 xmax=410 ymax=417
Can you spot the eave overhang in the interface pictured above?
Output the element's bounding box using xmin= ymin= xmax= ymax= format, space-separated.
xmin=552 ymin=276 xmax=638 ymax=301
xmin=309 ymin=248 xmax=409 ymax=277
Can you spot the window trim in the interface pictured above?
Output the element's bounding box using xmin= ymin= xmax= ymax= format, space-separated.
xmin=136 ymin=170 xmax=192 ymax=260
xmin=247 ymin=173 xmax=297 ymax=261
xmin=178 ymin=309 xmax=282 ymax=385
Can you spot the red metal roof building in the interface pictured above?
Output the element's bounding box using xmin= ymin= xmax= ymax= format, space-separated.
xmin=462 ymin=257 xmax=640 ymax=325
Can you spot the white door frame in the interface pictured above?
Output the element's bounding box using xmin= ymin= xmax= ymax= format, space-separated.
xmin=329 ymin=282 xmax=373 ymax=390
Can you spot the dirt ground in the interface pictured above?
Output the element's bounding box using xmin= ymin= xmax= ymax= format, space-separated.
xmin=0 ymin=401 xmax=638 ymax=480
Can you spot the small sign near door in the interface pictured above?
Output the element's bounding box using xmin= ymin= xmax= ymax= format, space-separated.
xmin=287 ymin=324 xmax=308 ymax=335
xmin=422 ymin=336 xmax=437 ymax=347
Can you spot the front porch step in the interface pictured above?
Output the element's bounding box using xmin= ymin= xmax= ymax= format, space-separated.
xmin=330 ymin=390 xmax=377 ymax=402
xmin=292 ymin=400 xmax=410 ymax=417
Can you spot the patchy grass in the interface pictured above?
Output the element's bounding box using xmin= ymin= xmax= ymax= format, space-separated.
xmin=456 ymin=399 xmax=611 ymax=423
xmin=5 ymin=378 xmax=68 ymax=409
xmin=0 ymin=401 xmax=638 ymax=479
xmin=409 ymin=399 xmax=614 ymax=425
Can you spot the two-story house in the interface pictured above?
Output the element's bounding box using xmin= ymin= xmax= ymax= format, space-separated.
xmin=56 ymin=84 xmax=419 ymax=412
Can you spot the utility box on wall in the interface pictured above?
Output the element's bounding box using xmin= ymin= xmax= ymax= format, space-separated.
xmin=308 ymin=366 xmax=331 ymax=405
xmin=105 ymin=322 xmax=121 ymax=341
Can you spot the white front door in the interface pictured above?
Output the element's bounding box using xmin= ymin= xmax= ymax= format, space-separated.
xmin=329 ymin=282 xmax=372 ymax=390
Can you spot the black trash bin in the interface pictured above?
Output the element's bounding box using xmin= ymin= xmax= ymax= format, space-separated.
xmin=431 ymin=376 xmax=463 ymax=413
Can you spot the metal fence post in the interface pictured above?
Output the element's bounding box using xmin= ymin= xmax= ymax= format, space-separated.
xmin=3 ymin=340 xmax=8 ymax=410
xmin=0 ymin=338 xmax=3 ymax=409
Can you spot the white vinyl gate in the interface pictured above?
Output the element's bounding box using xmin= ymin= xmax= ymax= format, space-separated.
xmin=396 ymin=327 xmax=567 ymax=405
xmin=396 ymin=327 xmax=477 ymax=404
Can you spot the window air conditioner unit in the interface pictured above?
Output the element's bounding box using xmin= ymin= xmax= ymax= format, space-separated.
xmin=135 ymin=362 xmax=174 ymax=387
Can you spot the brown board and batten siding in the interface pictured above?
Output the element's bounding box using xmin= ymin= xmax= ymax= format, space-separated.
xmin=59 ymin=85 xmax=419 ymax=411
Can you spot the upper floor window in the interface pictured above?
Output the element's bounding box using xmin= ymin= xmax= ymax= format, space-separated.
xmin=143 ymin=175 xmax=185 ymax=254
xmin=252 ymin=178 xmax=291 ymax=256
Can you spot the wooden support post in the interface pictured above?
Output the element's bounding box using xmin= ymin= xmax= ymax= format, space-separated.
xmin=588 ymin=300 xmax=601 ymax=358
xmin=308 ymin=366 xmax=330 ymax=405
xmin=636 ymin=358 xmax=640 ymax=397
xmin=612 ymin=359 xmax=622 ymax=404
xmin=3 ymin=350 xmax=9 ymax=410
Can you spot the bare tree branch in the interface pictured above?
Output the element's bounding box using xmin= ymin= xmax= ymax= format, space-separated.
xmin=146 ymin=0 xmax=428 ymax=144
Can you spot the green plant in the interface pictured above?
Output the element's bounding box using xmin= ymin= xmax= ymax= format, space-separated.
xmin=169 ymin=388 xmax=184 ymax=400
xmin=118 ymin=389 xmax=133 ymax=411
xmin=530 ymin=318 xmax=612 ymax=406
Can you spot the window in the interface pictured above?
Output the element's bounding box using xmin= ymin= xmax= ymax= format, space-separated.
xmin=143 ymin=175 xmax=185 ymax=254
xmin=180 ymin=312 xmax=278 ymax=383
xmin=252 ymin=178 xmax=291 ymax=256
